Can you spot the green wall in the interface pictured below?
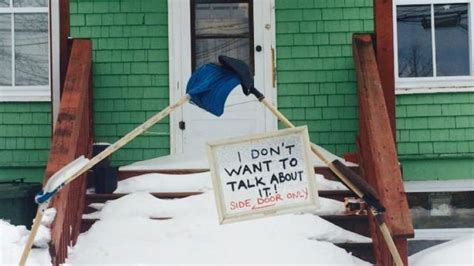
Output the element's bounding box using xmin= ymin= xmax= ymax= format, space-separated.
xmin=397 ymin=93 xmax=474 ymax=180
xmin=275 ymin=0 xmax=373 ymax=155
xmin=0 ymin=103 xmax=51 ymax=182
xmin=65 ymin=0 xmax=473 ymax=181
xmin=70 ymin=0 xmax=170 ymax=166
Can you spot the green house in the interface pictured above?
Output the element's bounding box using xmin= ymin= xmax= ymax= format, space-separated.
xmin=1 ymin=0 xmax=473 ymax=184
xmin=3 ymin=0 xmax=474 ymax=265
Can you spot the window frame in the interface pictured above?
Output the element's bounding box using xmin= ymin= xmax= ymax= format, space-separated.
xmin=190 ymin=0 xmax=254 ymax=73
xmin=394 ymin=0 xmax=474 ymax=94
xmin=0 ymin=0 xmax=50 ymax=102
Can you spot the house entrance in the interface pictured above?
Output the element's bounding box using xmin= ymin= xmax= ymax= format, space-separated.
xmin=169 ymin=0 xmax=277 ymax=156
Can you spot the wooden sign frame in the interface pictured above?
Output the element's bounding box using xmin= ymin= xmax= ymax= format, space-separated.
xmin=207 ymin=126 xmax=319 ymax=224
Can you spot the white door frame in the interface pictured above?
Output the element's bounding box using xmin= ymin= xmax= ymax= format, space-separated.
xmin=50 ymin=0 xmax=61 ymax=129
xmin=168 ymin=0 xmax=277 ymax=155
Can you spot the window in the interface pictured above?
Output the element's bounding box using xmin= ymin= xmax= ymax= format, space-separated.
xmin=0 ymin=0 xmax=50 ymax=101
xmin=191 ymin=0 xmax=254 ymax=73
xmin=395 ymin=0 xmax=474 ymax=92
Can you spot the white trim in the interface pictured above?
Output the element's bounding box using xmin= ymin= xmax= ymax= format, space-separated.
xmin=11 ymin=5 xmax=15 ymax=90
xmin=256 ymin=0 xmax=278 ymax=131
xmin=397 ymin=76 xmax=474 ymax=88
xmin=168 ymin=0 xmax=191 ymax=155
xmin=50 ymin=0 xmax=60 ymax=128
xmin=0 ymin=86 xmax=51 ymax=101
xmin=0 ymin=1 xmax=51 ymax=102
xmin=168 ymin=0 xmax=277 ymax=155
xmin=413 ymin=228 xmax=474 ymax=240
xmin=430 ymin=4 xmax=437 ymax=77
xmin=0 ymin=7 xmax=48 ymax=13
xmin=396 ymin=86 xmax=474 ymax=94
xmin=396 ymin=0 xmax=470 ymax=5
xmin=404 ymin=179 xmax=474 ymax=192
xmin=394 ymin=0 xmax=474 ymax=93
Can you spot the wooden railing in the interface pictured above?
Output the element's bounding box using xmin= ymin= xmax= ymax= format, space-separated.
xmin=352 ymin=34 xmax=414 ymax=265
xmin=43 ymin=39 xmax=93 ymax=265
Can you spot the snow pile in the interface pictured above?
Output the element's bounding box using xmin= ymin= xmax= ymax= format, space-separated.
xmin=115 ymin=171 xmax=347 ymax=194
xmin=115 ymin=172 xmax=212 ymax=193
xmin=0 ymin=208 xmax=56 ymax=265
xmin=68 ymin=192 xmax=369 ymax=265
xmin=409 ymin=234 xmax=474 ymax=265
xmin=120 ymin=146 xmax=357 ymax=172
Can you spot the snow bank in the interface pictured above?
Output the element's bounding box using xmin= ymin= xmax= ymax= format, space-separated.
xmin=115 ymin=171 xmax=347 ymax=194
xmin=69 ymin=192 xmax=369 ymax=265
xmin=114 ymin=172 xmax=212 ymax=193
xmin=0 ymin=208 xmax=56 ymax=265
xmin=409 ymin=234 xmax=474 ymax=265
xmin=120 ymin=146 xmax=357 ymax=172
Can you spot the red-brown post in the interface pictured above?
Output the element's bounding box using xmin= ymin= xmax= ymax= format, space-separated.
xmin=59 ymin=0 xmax=70 ymax=95
xmin=374 ymin=0 xmax=396 ymax=138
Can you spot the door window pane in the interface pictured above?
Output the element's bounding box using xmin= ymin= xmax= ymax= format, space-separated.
xmin=14 ymin=13 xmax=49 ymax=86
xmin=0 ymin=14 xmax=11 ymax=85
xmin=196 ymin=2 xmax=249 ymax=35
xmin=397 ymin=5 xmax=433 ymax=77
xmin=0 ymin=0 xmax=9 ymax=7
xmin=13 ymin=0 xmax=47 ymax=7
xmin=196 ymin=38 xmax=250 ymax=69
xmin=435 ymin=4 xmax=469 ymax=76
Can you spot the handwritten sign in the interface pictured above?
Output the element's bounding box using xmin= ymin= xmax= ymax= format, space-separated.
xmin=207 ymin=126 xmax=319 ymax=224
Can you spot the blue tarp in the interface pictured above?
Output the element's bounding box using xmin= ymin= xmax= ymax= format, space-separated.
xmin=186 ymin=63 xmax=241 ymax=117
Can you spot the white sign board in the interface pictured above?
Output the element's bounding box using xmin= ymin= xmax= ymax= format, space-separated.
xmin=207 ymin=126 xmax=319 ymax=224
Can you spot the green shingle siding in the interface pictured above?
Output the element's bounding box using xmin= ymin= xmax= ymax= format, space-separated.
xmin=396 ymin=93 xmax=474 ymax=156
xmin=275 ymin=0 xmax=373 ymax=155
xmin=396 ymin=92 xmax=474 ymax=180
xmin=70 ymin=0 xmax=169 ymax=166
xmin=0 ymin=103 xmax=51 ymax=182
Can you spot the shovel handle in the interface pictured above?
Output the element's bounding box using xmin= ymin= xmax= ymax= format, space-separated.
xmin=19 ymin=95 xmax=190 ymax=265
xmin=19 ymin=204 xmax=48 ymax=266
xmin=64 ymin=95 xmax=190 ymax=187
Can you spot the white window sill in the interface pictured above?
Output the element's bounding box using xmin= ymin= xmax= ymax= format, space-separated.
xmin=396 ymin=76 xmax=474 ymax=94
xmin=396 ymin=87 xmax=474 ymax=94
xmin=0 ymin=86 xmax=51 ymax=102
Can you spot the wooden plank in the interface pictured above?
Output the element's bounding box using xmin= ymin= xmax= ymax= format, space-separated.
xmin=335 ymin=242 xmax=374 ymax=264
xmin=318 ymin=190 xmax=355 ymax=201
xmin=118 ymin=169 xmax=210 ymax=180
xmin=321 ymin=214 xmax=370 ymax=237
xmin=353 ymin=34 xmax=414 ymax=265
xmin=374 ymin=0 xmax=395 ymax=137
xmin=59 ymin=0 xmax=70 ymax=96
xmin=45 ymin=39 xmax=93 ymax=266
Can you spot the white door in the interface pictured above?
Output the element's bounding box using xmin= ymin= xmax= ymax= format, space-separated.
xmin=169 ymin=0 xmax=277 ymax=156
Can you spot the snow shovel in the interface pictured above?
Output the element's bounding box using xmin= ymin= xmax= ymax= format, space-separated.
xmin=19 ymin=63 xmax=243 ymax=266
xmin=218 ymin=55 xmax=404 ymax=266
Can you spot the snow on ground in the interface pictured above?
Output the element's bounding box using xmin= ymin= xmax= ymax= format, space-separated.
xmin=0 ymin=208 xmax=56 ymax=265
xmin=68 ymin=191 xmax=370 ymax=265
xmin=120 ymin=145 xmax=357 ymax=171
xmin=115 ymin=171 xmax=347 ymax=194
xmin=409 ymin=234 xmax=474 ymax=265
xmin=115 ymin=171 xmax=213 ymax=193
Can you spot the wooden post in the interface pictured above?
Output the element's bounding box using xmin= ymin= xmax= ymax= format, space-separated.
xmin=59 ymin=0 xmax=70 ymax=96
xmin=353 ymin=34 xmax=414 ymax=265
xmin=374 ymin=0 xmax=396 ymax=138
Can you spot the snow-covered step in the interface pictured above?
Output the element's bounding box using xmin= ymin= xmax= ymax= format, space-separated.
xmin=117 ymin=166 xmax=360 ymax=182
xmin=80 ymin=217 xmax=172 ymax=233
xmin=79 ymin=213 xmax=370 ymax=237
xmin=335 ymin=242 xmax=374 ymax=264
xmin=84 ymin=192 xmax=202 ymax=214
xmin=324 ymin=214 xmax=370 ymax=237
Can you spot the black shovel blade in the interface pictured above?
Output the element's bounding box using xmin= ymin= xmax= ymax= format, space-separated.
xmin=218 ymin=55 xmax=254 ymax=96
